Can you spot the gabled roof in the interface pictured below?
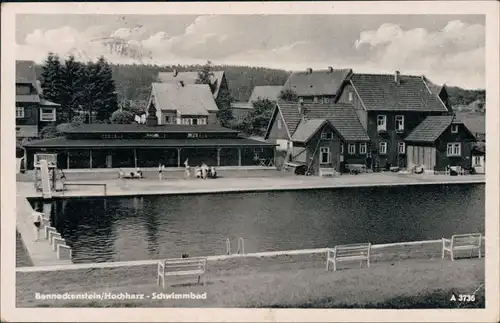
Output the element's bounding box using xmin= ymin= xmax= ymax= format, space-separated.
xmin=291 ymin=119 xmax=331 ymax=143
xmin=151 ymin=83 xmax=218 ymax=116
xmin=305 ymin=103 xmax=370 ymax=141
xmin=274 ymin=102 xmax=369 ymax=142
xmin=16 ymin=60 xmax=37 ymax=85
xmin=157 ymin=71 xmax=225 ymax=98
xmin=349 ymin=73 xmax=448 ymax=112
xmin=248 ymin=86 xmax=283 ymax=103
xmin=231 ymin=102 xmax=252 ymax=110
xmin=63 ymin=123 xmax=238 ymax=134
xmin=405 ymin=115 xmax=464 ymax=143
xmin=283 ymin=68 xmax=352 ymax=96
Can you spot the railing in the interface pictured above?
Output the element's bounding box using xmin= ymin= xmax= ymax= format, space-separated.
xmin=62 ymin=183 xmax=107 ymax=196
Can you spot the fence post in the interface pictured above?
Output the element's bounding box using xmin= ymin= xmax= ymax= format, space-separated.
xmin=237 ymin=237 xmax=245 ymax=254
xmin=225 ymin=238 xmax=231 ymax=255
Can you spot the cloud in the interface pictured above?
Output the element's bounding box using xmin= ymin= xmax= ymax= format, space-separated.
xmin=353 ymin=20 xmax=485 ymax=88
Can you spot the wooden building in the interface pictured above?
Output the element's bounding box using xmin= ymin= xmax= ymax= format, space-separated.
xmin=405 ymin=115 xmax=476 ymax=171
xmin=23 ymin=107 xmax=275 ymax=170
xmin=282 ymin=67 xmax=352 ymax=104
xmin=148 ymin=82 xmax=219 ymax=125
xmin=264 ymin=101 xmax=370 ymax=172
xmin=16 ymin=60 xmax=60 ymax=139
xmin=336 ymin=71 xmax=453 ymax=169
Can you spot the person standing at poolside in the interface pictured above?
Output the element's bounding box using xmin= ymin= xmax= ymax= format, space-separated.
xmin=184 ymin=158 xmax=191 ymax=179
xmin=32 ymin=212 xmax=43 ymax=241
xmin=158 ymin=163 xmax=165 ymax=180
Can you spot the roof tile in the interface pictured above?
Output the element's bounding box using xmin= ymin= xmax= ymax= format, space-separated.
xmin=405 ymin=115 xmax=455 ymax=142
xmin=157 ymin=71 xmax=225 ymax=98
xmin=151 ymin=83 xmax=218 ymax=116
xmin=283 ymin=69 xmax=352 ymax=96
xmin=249 ymin=86 xmax=283 ymax=102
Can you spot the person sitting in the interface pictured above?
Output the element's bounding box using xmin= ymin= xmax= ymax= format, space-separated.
xmin=201 ymin=162 xmax=209 ymax=179
xmin=136 ymin=168 xmax=143 ymax=178
xmin=195 ymin=166 xmax=202 ymax=178
xmin=118 ymin=169 xmax=125 ymax=178
xmin=209 ymin=167 xmax=217 ymax=178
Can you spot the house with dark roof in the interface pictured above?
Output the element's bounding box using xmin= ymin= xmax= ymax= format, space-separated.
xmin=282 ymin=67 xmax=352 ymax=104
xmin=264 ymin=101 xmax=370 ymax=173
xmin=16 ymin=60 xmax=60 ymax=139
xmin=23 ymin=104 xmax=276 ymax=170
xmin=157 ymin=70 xmax=228 ymax=102
xmin=147 ymin=82 xmax=219 ymax=125
xmin=405 ymin=115 xmax=476 ymax=172
xmin=336 ymin=71 xmax=453 ymax=169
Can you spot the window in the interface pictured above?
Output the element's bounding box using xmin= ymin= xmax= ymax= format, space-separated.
xmin=321 ymin=131 xmax=333 ymax=140
xmin=16 ymin=106 xmax=24 ymax=118
xmin=340 ymin=143 xmax=344 ymax=154
xmin=379 ymin=141 xmax=387 ymax=155
xmin=397 ymin=142 xmax=405 ymax=154
xmin=348 ymin=92 xmax=353 ymax=102
xmin=359 ymin=143 xmax=367 ymax=155
xmin=299 ymin=97 xmax=304 ymax=103
xmin=324 ymin=97 xmax=330 ymax=104
xmin=254 ymin=148 xmax=263 ymax=153
xmin=192 ymin=119 xmax=198 ymax=125
xmin=187 ymin=133 xmax=199 ymax=139
xmin=313 ymin=97 xmax=318 ymax=104
xmin=473 ymin=156 xmax=482 ymax=165
xmin=40 ymin=108 xmax=56 ymax=121
xmin=320 ymin=147 xmax=330 ymax=164
xmin=451 ymin=124 xmax=459 ymax=133
xmin=277 ymin=118 xmax=282 ymax=129
xmin=396 ymin=115 xmax=404 ymax=131
xmin=377 ymin=115 xmax=387 ymax=132
xmin=348 ymin=143 xmax=356 ymax=155
xmin=199 ymin=118 xmax=207 ymax=125
xmin=447 ymin=143 xmax=461 ymax=157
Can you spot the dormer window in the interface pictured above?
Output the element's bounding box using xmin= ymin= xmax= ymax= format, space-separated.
xmin=395 ymin=115 xmax=404 ymax=132
xmin=451 ymin=124 xmax=459 ymax=133
xmin=321 ymin=131 xmax=333 ymax=140
xmin=377 ymin=115 xmax=387 ymax=132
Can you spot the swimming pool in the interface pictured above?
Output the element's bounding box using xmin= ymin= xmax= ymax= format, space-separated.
xmin=32 ymin=184 xmax=485 ymax=263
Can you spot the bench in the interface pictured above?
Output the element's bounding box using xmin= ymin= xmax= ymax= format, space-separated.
xmin=319 ymin=168 xmax=336 ymax=177
xmin=157 ymin=257 xmax=207 ymax=289
xmin=326 ymin=243 xmax=371 ymax=271
xmin=442 ymin=233 xmax=482 ymax=261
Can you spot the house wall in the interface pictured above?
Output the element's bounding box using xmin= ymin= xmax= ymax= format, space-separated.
xmin=341 ymin=141 xmax=371 ymax=166
xmin=303 ymin=123 xmax=342 ymax=175
xmin=434 ymin=123 xmax=475 ymax=170
xmin=336 ymin=83 xmax=368 ymax=130
xmin=291 ymin=142 xmax=307 ymax=164
xmin=267 ymin=109 xmax=290 ymax=141
xmin=207 ymin=112 xmax=218 ymax=124
xmin=366 ymin=111 xmax=449 ymax=168
xmin=16 ymin=103 xmax=39 ymax=127
xmin=159 ymin=110 xmax=177 ymax=124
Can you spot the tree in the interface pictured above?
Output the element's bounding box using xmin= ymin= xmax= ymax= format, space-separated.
xmin=60 ymin=56 xmax=86 ymax=122
xmin=278 ymin=88 xmax=299 ymax=103
xmin=244 ymin=98 xmax=275 ymax=136
xmin=110 ymin=109 xmax=135 ymax=124
xmin=196 ymin=61 xmax=234 ymax=126
xmin=40 ymin=53 xmax=65 ymax=121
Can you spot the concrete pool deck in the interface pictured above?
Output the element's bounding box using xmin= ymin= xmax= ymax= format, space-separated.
xmin=18 ymin=172 xmax=485 ymax=199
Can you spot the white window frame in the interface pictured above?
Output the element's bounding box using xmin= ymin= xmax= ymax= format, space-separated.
xmin=324 ymin=97 xmax=330 ymax=104
xmin=348 ymin=143 xmax=356 ymax=155
xmin=40 ymin=108 xmax=56 ymax=122
xmin=348 ymin=92 xmax=353 ymax=102
xmin=359 ymin=143 xmax=367 ymax=155
xmin=321 ymin=131 xmax=333 ymax=140
xmin=199 ymin=118 xmax=207 ymax=125
xmin=320 ymin=147 xmax=330 ymax=164
xmin=377 ymin=115 xmax=387 ymax=132
xmin=451 ymin=124 xmax=459 ymax=133
xmin=447 ymin=143 xmax=461 ymax=157
xmin=396 ymin=115 xmax=404 ymax=131
xmin=379 ymin=141 xmax=387 ymax=155
xmin=397 ymin=142 xmax=406 ymax=154
xmin=473 ymin=156 xmax=481 ymax=166
xmin=277 ymin=118 xmax=282 ymax=129
xmin=16 ymin=106 xmax=25 ymax=118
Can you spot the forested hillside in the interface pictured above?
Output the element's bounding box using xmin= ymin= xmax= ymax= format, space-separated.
xmin=36 ymin=63 xmax=290 ymax=103
xmin=35 ymin=63 xmax=484 ymax=106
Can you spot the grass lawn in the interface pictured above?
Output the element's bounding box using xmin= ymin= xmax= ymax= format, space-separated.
xmin=17 ymin=253 xmax=484 ymax=308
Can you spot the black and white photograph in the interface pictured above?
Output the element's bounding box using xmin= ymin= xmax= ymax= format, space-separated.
xmin=1 ymin=1 xmax=499 ymax=322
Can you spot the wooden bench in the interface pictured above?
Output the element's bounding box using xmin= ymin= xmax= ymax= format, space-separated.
xmin=319 ymin=168 xmax=336 ymax=177
xmin=326 ymin=243 xmax=371 ymax=271
xmin=442 ymin=233 xmax=482 ymax=261
xmin=157 ymin=257 xmax=207 ymax=289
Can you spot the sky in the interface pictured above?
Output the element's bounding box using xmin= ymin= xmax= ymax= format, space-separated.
xmin=16 ymin=14 xmax=485 ymax=89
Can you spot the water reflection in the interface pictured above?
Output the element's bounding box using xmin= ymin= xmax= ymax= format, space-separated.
xmin=38 ymin=184 xmax=485 ymax=263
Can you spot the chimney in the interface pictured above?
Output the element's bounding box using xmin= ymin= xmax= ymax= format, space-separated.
xmin=328 ymin=66 xmax=333 ymax=73
xmin=306 ymin=68 xmax=313 ymax=74
xmin=394 ymin=70 xmax=401 ymax=85
xmin=173 ymin=69 xmax=178 ymax=77
xmin=146 ymin=101 xmax=158 ymax=126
